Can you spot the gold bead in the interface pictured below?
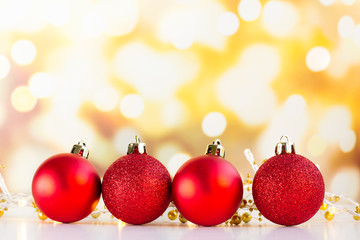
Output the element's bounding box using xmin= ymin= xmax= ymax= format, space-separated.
xmin=175 ymin=209 xmax=179 ymax=213
xmin=168 ymin=210 xmax=178 ymax=221
xmin=225 ymin=220 xmax=229 ymax=224
xmin=247 ymin=174 xmax=251 ymax=178
xmin=258 ymin=212 xmax=262 ymax=216
xmin=231 ymin=214 xmax=242 ymax=225
xmin=320 ymin=202 xmax=328 ymax=210
xmin=249 ymin=208 xmax=253 ymax=212
xmin=329 ymin=197 xmax=333 ymax=202
xmin=1 ymin=199 xmax=6 ymax=203
xmin=259 ymin=217 xmax=262 ymax=221
xmin=4 ymin=207 xmax=8 ymax=211
xmin=334 ymin=196 xmax=340 ymax=202
xmin=240 ymin=199 xmax=247 ymax=208
xmin=91 ymin=212 xmax=101 ymax=219
xmin=248 ymin=200 xmax=253 ymax=204
xmin=242 ymin=212 xmax=252 ymax=223
xmin=324 ymin=211 xmax=334 ymax=221
xmin=247 ymin=187 xmax=251 ymax=191
xmin=353 ymin=215 xmax=360 ymax=221
xmin=356 ymin=206 xmax=360 ymax=214
xmin=0 ymin=208 xmax=4 ymax=217
xmin=179 ymin=214 xmax=187 ymax=223
xmin=38 ymin=212 xmax=47 ymax=221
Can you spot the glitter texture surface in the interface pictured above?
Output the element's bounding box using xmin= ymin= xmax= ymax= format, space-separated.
xmin=252 ymin=153 xmax=325 ymax=226
xmin=102 ymin=152 xmax=172 ymax=225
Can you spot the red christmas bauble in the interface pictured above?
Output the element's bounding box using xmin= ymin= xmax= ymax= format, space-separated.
xmin=102 ymin=144 xmax=172 ymax=225
xmin=172 ymin=140 xmax=243 ymax=226
xmin=252 ymin=139 xmax=325 ymax=226
xmin=32 ymin=153 xmax=101 ymax=223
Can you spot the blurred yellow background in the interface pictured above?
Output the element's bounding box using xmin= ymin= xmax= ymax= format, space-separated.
xmin=0 ymin=0 xmax=360 ymax=200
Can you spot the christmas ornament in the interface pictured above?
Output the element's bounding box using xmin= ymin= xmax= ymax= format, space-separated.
xmin=102 ymin=136 xmax=172 ymax=225
xmin=252 ymin=136 xmax=325 ymax=226
xmin=32 ymin=141 xmax=102 ymax=223
xmin=172 ymin=139 xmax=243 ymax=226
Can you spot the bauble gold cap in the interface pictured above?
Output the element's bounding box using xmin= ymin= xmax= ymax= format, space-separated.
xmin=206 ymin=139 xmax=225 ymax=158
xmin=71 ymin=141 xmax=90 ymax=159
xmin=127 ymin=135 xmax=147 ymax=154
xmin=275 ymin=135 xmax=296 ymax=155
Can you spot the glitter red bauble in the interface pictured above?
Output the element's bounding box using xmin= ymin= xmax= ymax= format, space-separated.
xmin=32 ymin=153 xmax=102 ymax=223
xmin=172 ymin=155 xmax=243 ymax=226
xmin=252 ymin=153 xmax=325 ymax=226
xmin=102 ymin=152 xmax=172 ymax=225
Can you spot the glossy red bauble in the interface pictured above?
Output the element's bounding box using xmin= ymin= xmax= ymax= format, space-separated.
xmin=32 ymin=153 xmax=101 ymax=223
xmin=102 ymin=151 xmax=172 ymax=225
xmin=172 ymin=155 xmax=243 ymax=226
xmin=252 ymin=153 xmax=325 ymax=226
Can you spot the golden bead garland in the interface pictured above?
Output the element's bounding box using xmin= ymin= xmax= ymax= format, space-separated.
xmin=317 ymin=192 xmax=360 ymax=222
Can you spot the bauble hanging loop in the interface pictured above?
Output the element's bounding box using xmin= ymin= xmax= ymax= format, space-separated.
xmin=275 ymin=135 xmax=296 ymax=155
xmin=206 ymin=138 xmax=225 ymax=158
xmin=71 ymin=140 xmax=90 ymax=158
xmin=127 ymin=135 xmax=146 ymax=154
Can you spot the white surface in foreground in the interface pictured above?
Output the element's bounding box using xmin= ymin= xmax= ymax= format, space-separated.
xmin=1 ymin=216 xmax=360 ymax=240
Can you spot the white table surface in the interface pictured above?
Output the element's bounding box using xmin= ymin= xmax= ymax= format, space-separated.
xmin=1 ymin=215 xmax=359 ymax=240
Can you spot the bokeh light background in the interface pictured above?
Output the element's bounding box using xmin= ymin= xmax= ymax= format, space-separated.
xmin=1 ymin=0 xmax=360 ymax=201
